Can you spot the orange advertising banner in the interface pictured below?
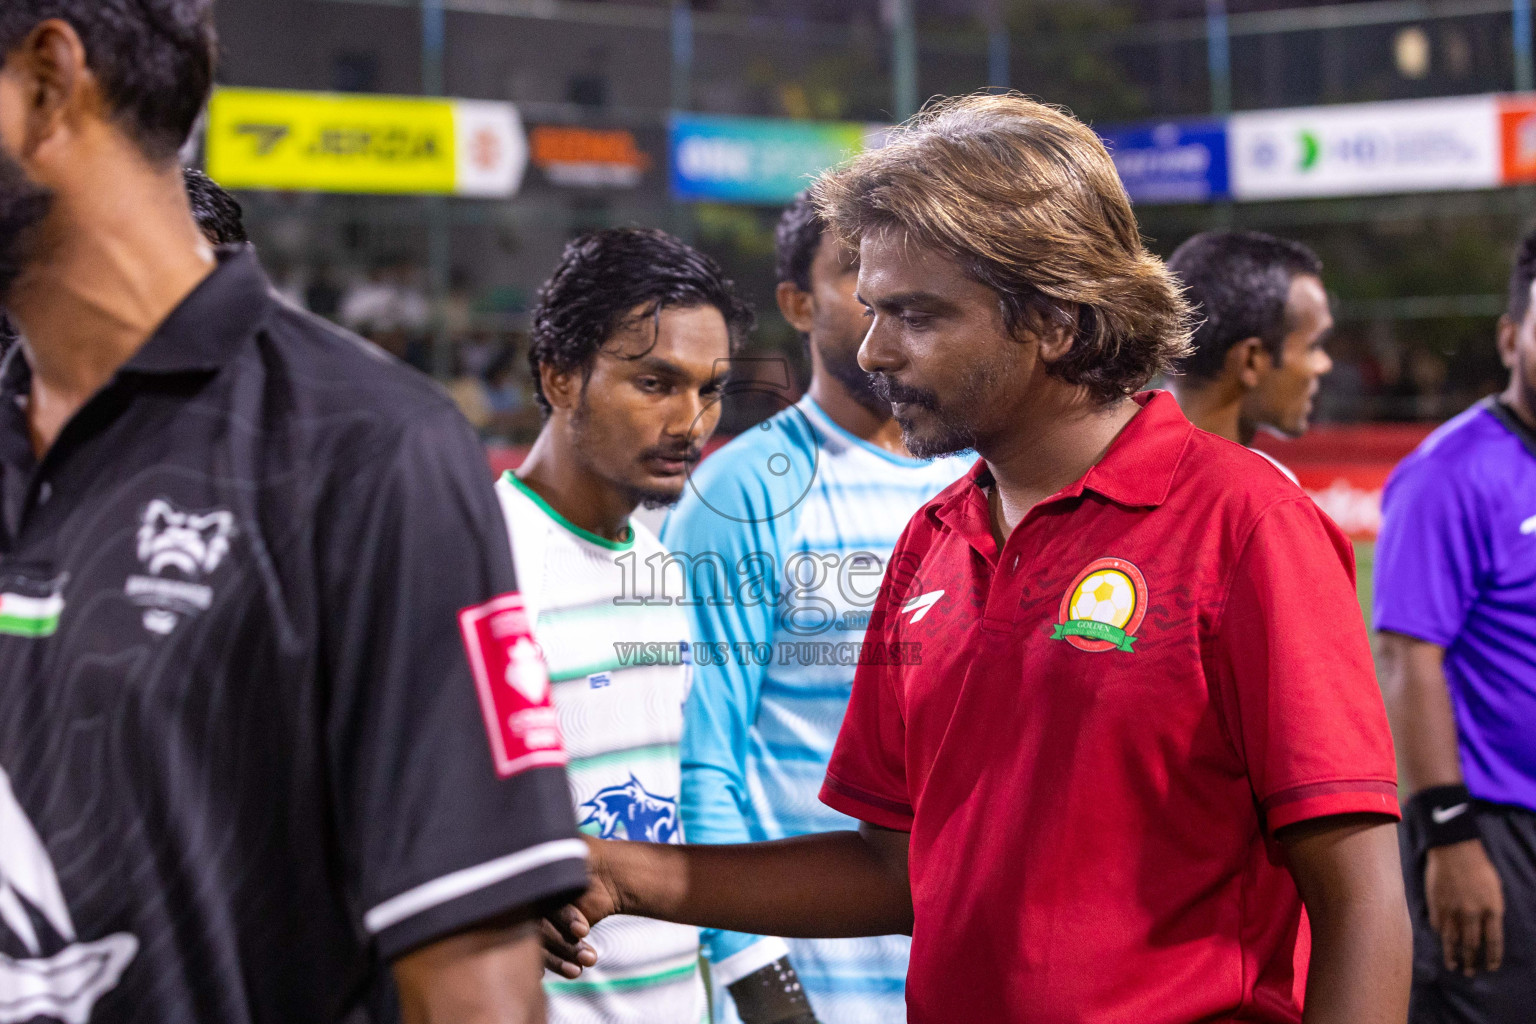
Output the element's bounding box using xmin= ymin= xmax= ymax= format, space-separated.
xmin=530 ymin=125 xmax=651 ymax=188
xmin=1500 ymin=95 xmax=1536 ymax=183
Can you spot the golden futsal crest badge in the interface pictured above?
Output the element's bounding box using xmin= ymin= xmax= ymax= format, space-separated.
xmin=1051 ymin=557 xmax=1148 ymax=653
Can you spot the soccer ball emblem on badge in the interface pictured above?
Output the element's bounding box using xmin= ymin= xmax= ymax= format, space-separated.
xmin=1052 ymin=557 xmax=1149 ymax=653
xmin=1071 ymin=570 xmax=1136 ymax=627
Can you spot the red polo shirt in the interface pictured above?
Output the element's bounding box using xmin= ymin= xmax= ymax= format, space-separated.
xmin=820 ymin=391 xmax=1398 ymax=1024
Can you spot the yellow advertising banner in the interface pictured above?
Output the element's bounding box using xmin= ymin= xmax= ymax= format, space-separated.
xmin=206 ymin=87 xmax=526 ymax=197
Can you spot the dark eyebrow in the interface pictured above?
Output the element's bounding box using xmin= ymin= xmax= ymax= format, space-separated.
xmin=857 ymin=290 xmax=962 ymax=314
xmin=629 ymin=355 xmax=689 ymax=378
xmin=631 ymin=353 xmax=731 ymax=387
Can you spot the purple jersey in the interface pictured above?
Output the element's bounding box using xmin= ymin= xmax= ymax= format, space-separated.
xmin=1375 ymin=399 xmax=1536 ymax=812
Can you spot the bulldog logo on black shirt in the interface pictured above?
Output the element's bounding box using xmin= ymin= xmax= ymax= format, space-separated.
xmin=124 ymin=498 xmax=237 ymax=635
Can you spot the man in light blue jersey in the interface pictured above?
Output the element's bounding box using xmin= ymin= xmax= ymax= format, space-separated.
xmin=664 ymin=193 xmax=972 ymax=1024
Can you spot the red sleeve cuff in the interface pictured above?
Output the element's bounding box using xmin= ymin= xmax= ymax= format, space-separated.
xmin=820 ymin=772 xmax=914 ymax=832
xmin=1262 ymin=779 xmax=1400 ymax=835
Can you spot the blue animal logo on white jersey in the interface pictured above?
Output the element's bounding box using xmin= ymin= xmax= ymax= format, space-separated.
xmin=579 ymin=775 xmax=679 ymax=843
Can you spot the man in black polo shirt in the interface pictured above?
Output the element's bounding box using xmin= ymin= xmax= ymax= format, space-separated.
xmin=0 ymin=5 xmax=585 ymax=1024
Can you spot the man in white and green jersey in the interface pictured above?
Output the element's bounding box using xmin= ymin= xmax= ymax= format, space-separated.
xmin=504 ymin=228 xmax=808 ymax=1024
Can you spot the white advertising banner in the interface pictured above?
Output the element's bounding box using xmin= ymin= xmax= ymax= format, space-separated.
xmin=453 ymin=100 xmax=529 ymax=198
xmin=1230 ymin=95 xmax=1500 ymax=200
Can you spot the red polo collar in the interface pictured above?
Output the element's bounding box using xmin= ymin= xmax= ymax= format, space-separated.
xmin=930 ymin=391 xmax=1195 ymax=553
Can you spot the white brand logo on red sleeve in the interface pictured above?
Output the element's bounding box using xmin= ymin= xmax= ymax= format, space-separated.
xmin=459 ymin=594 xmax=567 ymax=777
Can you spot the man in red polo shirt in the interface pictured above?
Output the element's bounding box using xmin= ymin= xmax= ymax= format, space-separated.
xmin=543 ymin=92 xmax=1411 ymax=1024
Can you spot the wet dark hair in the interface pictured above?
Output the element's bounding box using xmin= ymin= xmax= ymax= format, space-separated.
xmin=1508 ymin=225 xmax=1536 ymax=324
xmin=775 ymin=191 xmax=825 ymax=291
xmin=528 ymin=227 xmax=754 ymax=416
xmin=184 ymin=168 xmax=246 ymax=245
xmin=1166 ymin=230 xmax=1323 ymax=382
xmin=0 ymin=1 xmax=217 ymax=164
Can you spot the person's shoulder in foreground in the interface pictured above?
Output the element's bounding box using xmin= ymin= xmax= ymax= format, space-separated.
xmin=0 ymin=3 xmax=584 ymax=1022
xmin=249 ymin=257 xmax=462 ymax=423
xmin=80 ymin=247 xmax=590 ymax=968
xmin=1176 ymin=401 xmax=1319 ymax=511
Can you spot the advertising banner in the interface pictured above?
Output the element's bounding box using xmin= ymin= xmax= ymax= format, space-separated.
xmin=1100 ymin=120 xmax=1230 ymax=203
xmin=1500 ymin=94 xmax=1536 ymax=183
xmin=206 ymin=87 xmax=528 ymax=198
xmin=1230 ymin=95 xmax=1500 ymax=200
xmin=669 ymin=114 xmax=878 ymax=204
xmin=531 ymin=126 xmax=652 ymax=188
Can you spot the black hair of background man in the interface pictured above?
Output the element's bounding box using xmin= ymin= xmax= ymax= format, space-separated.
xmin=528 ymin=226 xmax=754 ymax=417
xmin=183 ymin=168 xmax=248 ymax=246
xmin=1167 ymin=231 xmax=1322 ymax=381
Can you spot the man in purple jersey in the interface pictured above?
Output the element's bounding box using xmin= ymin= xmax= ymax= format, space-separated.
xmin=1376 ymin=225 xmax=1536 ymax=1024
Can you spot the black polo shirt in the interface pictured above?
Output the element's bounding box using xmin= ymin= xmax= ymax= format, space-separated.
xmin=0 ymin=249 xmax=585 ymax=1024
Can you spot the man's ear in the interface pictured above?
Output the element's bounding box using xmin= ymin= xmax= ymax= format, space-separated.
xmin=1224 ymin=336 xmax=1272 ymax=390
xmin=10 ymin=20 xmax=91 ymax=165
xmin=776 ymin=281 xmax=815 ymax=335
xmin=1497 ymin=314 xmax=1520 ymax=371
xmin=1032 ymin=305 xmax=1078 ymax=365
xmin=539 ymin=361 xmax=582 ymax=414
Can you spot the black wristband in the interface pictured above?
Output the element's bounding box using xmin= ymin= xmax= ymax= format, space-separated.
xmin=727 ymin=956 xmax=819 ymax=1024
xmin=1409 ymin=784 xmax=1481 ymax=848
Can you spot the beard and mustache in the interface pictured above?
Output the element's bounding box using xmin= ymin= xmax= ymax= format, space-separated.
xmin=818 ymin=339 xmax=890 ymax=418
xmin=815 ymin=331 xmax=988 ymax=460
xmin=869 ymin=369 xmax=985 ymax=460
xmin=632 ymin=436 xmax=704 ymax=510
xmin=571 ymin=396 xmax=704 ymax=511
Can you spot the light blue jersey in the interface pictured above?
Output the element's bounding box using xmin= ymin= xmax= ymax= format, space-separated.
xmin=662 ymin=397 xmax=972 ymax=1023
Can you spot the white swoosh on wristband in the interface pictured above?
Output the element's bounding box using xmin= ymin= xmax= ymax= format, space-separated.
xmin=1431 ymin=802 xmax=1470 ymax=824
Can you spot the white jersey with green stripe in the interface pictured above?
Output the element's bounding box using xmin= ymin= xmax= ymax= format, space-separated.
xmin=497 ymin=473 xmax=707 ymax=1024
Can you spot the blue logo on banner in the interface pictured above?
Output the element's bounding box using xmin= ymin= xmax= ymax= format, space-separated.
xmin=1100 ymin=120 xmax=1231 ymax=204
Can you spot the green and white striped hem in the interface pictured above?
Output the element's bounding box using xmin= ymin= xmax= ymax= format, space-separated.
xmin=544 ymin=953 xmax=700 ymax=996
xmin=0 ymin=592 xmax=63 ymax=638
xmin=568 ymin=742 xmax=680 ymax=774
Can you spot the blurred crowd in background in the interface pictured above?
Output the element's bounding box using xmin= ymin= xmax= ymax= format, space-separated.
xmin=216 ymin=0 xmax=1536 ymax=444
xmin=267 ymin=260 xmax=543 ymax=442
xmin=261 ymin=249 xmax=1508 ymax=446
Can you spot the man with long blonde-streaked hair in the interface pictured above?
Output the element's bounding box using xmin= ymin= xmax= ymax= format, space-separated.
xmin=543 ymin=93 xmax=1412 ymax=1024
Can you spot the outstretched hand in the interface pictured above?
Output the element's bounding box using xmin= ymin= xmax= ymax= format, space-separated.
xmin=543 ymin=838 xmax=622 ymax=978
xmin=543 ymin=824 xmax=916 ymax=979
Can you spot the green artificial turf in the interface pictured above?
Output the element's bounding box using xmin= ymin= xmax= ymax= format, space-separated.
xmin=1354 ymin=541 xmax=1374 ymax=626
